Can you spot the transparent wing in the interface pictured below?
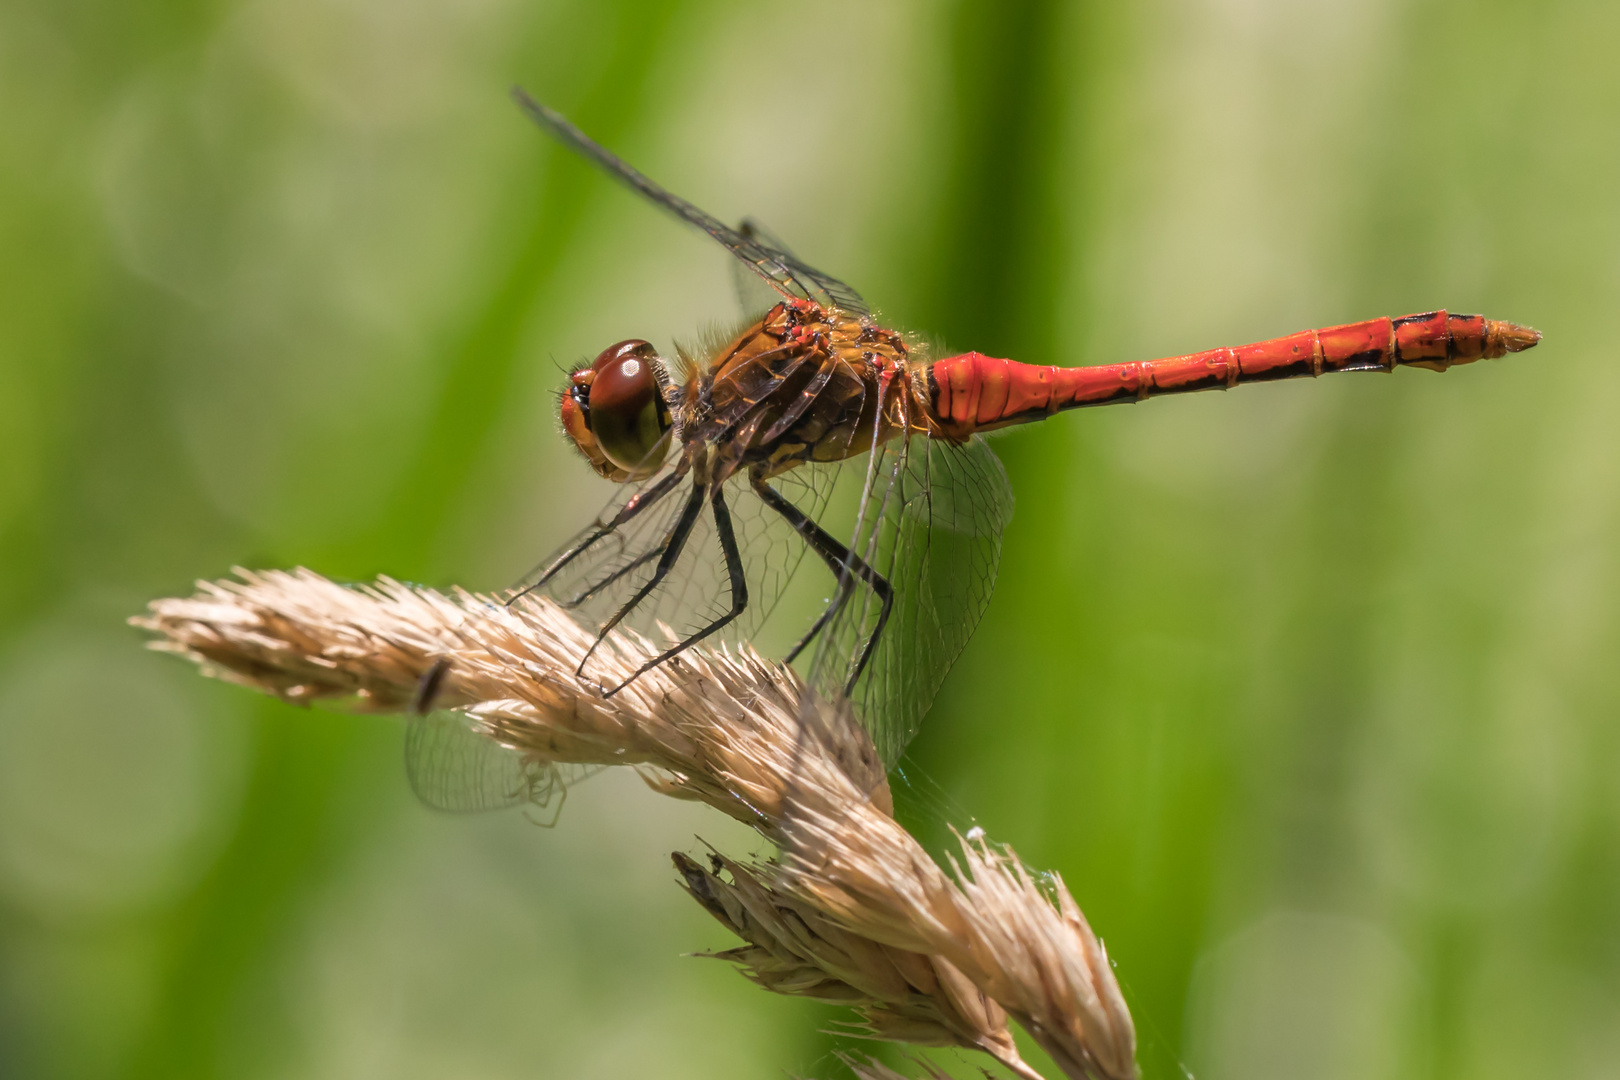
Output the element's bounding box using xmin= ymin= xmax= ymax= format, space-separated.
xmin=405 ymin=709 xmax=602 ymax=826
xmin=513 ymin=88 xmax=868 ymax=316
xmin=512 ymin=455 xmax=842 ymax=689
xmin=732 ymin=219 xmax=791 ymax=319
xmin=805 ymin=430 xmax=1014 ymax=767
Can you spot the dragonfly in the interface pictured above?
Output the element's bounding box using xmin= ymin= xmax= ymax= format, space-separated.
xmin=406 ymin=87 xmax=1541 ymax=818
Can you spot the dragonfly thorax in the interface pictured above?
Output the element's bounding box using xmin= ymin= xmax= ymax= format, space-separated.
xmin=683 ymin=301 xmax=928 ymax=482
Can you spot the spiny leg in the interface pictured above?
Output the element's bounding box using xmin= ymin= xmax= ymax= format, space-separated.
xmin=752 ymin=474 xmax=894 ymax=691
xmin=560 ymin=465 xmax=701 ymax=606
xmin=577 ymin=479 xmax=706 ymax=678
xmin=603 ymin=481 xmax=751 ymax=696
xmin=563 ymin=547 xmax=662 ymax=609
xmin=509 ymin=465 xmax=686 ymax=605
xmin=786 ymin=576 xmax=854 ymax=666
xmin=750 ymin=477 xmax=861 ymax=663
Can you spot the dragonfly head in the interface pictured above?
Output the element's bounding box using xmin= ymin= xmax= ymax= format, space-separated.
xmin=559 ymin=339 xmax=675 ymax=482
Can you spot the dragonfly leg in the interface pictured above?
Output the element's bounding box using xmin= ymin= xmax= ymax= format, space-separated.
xmin=601 ymin=481 xmax=751 ymax=696
xmin=562 ymin=546 xmax=662 ymax=609
xmin=751 ymin=476 xmax=894 ymax=691
xmin=577 ymin=478 xmax=707 ymax=677
xmin=508 ymin=464 xmax=686 ymax=605
xmin=785 ymin=576 xmax=854 ymax=665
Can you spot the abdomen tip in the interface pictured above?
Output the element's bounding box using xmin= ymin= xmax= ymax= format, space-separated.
xmin=1491 ymin=320 xmax=1542 ymax=355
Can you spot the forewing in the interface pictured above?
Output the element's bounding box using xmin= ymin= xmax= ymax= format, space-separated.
xmin=732 ymin=219 xmax=787 ymax=319
xmin=805 ymin=433 xmax=1013 ymax=767
xmin=513 ymin=89 xmax=868 ymax=315
xmin=736 ymin=216 xmax=869 ymax=316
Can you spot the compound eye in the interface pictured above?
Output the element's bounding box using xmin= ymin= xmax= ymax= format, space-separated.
xmin=586 ymin=340 xmax=670 ymax=475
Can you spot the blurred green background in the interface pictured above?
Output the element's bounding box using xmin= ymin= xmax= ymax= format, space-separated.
xmin=2 ymin=0 xmax=1615 ymax=1077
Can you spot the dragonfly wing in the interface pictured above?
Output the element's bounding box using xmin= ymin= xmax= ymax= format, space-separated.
xmin=804 ymin=432 xmax=1014 ymax=767
xmin=732 ymin=219 xmax=789 ymax=318
xmin=405 ymin=709 xmax=600 ymax=822
xmin=736 ymin=215 xmax=869 ymax=316
xmin=512 ymin=89 xmax=868 ymax=315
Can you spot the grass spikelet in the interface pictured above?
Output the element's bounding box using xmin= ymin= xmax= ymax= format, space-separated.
xmin=777 ymin=792 xmax=1137 ymax=1080
xmin=674 ymin=851 xmax=1040 ymax=1080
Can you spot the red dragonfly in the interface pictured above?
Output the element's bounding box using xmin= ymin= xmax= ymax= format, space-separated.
xmin=406 ymin=88 xmax=1540 ymax=814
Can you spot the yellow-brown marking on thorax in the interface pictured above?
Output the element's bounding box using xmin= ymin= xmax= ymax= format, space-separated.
xmin=682 ymin=300 xmax=931 ymax=481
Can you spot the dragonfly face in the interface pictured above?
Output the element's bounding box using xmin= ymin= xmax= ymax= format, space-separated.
xmin=559 ymin=338 xmax=676 ymax=481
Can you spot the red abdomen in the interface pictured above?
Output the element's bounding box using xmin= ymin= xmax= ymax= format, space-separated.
xmin=927 ymin=311 xmax=1540 ymax=437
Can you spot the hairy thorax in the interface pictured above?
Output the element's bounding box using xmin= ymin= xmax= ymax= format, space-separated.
xmin=681 ymin=300 xmax=930 ymax=481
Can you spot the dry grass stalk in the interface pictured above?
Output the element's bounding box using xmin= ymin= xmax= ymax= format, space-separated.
xmin=675 ymin=850 xmax=1038 ymax=1080
xmin=134 ymin=568 xmax=890 ymax=830
xmin=134 ymin=569 xmax=1136 ymax=1080
xmin=779 ymin=793 xmax=1136 ymax=1080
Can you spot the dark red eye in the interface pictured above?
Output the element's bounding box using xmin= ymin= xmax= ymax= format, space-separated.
xmin=584 ymin=340 xmax=670 ymax=476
